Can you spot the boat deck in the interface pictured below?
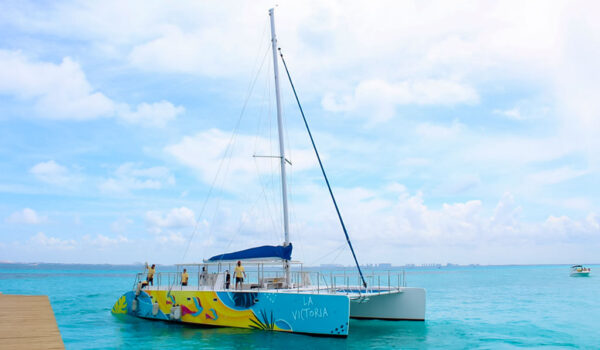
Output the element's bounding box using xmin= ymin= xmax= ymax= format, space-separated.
xmin=141 ymin=285 xmax=405 ymax=299
xmin=0 ymin=294 xmax=64 ymax=349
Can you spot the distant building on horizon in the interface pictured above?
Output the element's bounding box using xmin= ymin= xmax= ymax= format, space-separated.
xmin=320 ymin=263 xmax=344 ymax=268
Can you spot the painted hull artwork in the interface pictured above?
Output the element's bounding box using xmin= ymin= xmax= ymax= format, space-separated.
xmin=112 ymin=290 xmax=351 ymax=336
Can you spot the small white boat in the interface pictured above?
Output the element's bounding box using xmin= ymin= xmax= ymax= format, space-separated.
xmin=570 ymin=265 xmax=591 ymax=277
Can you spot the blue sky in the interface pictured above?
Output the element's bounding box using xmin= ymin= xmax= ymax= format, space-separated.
xmin=1 ymin=1 xmax=599 ymax=265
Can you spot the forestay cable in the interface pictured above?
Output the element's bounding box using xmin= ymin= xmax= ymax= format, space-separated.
xmin=278 ymin=48 xmax=368 ymax=288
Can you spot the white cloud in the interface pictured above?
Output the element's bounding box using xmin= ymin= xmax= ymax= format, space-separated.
xmin=464 ymin=136 xmax=574 ymax=167
xmin=6 ymin=208 xmax=46 ymax=224
xmin=493 ymin=107 xmax=522 ymax=120
xmin=99 ymin=163 xmax=175 ymax=194
xmin=493 ymin=101 xmax=551 ymax=121
xmin=117 ymin=101 xmax=184 ymax=127
xmin=111 ymin=217 xmax=134 ymax=233
xmin=84 ymin=234 xmax=129 ymax=247
xmin=2 ymin=1 xmax=600 ymax=264
xmin=527 ymin=167 xmax=588 ymax=186
xmin=2 ymin=2 xmax=560 ymax=97
xmin=156 ymin=232 xmax=186 ymax=245
xmin=165 ymin=128 xmax=315 ymax=192
xmin=281 ymin=184 xmax=600 ymax=265
xmin=323 ymin=79 xmax=478 ymax=122
xmin=415 ymin=121 xmax=464 ymax=140
xmin=128 ymin=27 xmax=241 ymax=77
xmin=0 ymin=50 xmax=182 ymax=126
xmin=30 ymin=160 xmax=77 ymax=187
xmin=29 ymin=232 xmax=76 ymax=250
xmin=0 ymin=50 xmax=114 ymax=120
xmin=491 ymin=193 xmax=521 ymax=228
xmin=146 ymin=207 xmax=196 ymax=234
xmin=398 ymin=157 xmax=430 ymax=167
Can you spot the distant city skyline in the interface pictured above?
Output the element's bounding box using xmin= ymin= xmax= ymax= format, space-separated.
xmin=1 ymin=1 xmax=599 ymax=265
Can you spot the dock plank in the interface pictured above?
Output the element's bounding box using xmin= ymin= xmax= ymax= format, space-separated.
xmin=0 ymin=294 xmax=65 ymax=349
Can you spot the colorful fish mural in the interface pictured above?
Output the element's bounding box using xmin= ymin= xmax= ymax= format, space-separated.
xmin=112 ymin=290 xmax=350 ymax=336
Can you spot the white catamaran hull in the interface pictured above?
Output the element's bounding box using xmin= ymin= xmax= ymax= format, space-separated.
xmin=350 ymin=288 xmax=426 ymax=321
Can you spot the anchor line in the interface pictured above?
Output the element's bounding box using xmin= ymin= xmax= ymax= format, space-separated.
xmin=278 ymin=48 xmax=368 ymax=288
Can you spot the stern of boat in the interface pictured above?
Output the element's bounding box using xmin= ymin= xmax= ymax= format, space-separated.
xmin=350 ymin=287 xmax=426 ymax=321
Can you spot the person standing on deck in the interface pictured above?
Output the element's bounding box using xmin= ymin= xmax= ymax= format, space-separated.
xmin=234 ymin=261 xmax=246 ymax=290
xmin=147 ymin=264 xmax=156 ymax=286
xmin=181 ymin=268 xmax=189 ymax=286
xmin=225 ymin=270 xmax=231 ymax=289
xmin=200 ymin=266 xmax=208 ymax=285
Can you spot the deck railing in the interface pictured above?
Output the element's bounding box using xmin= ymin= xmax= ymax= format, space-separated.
xmin=133 ymin=268 xmax=407 ymax=296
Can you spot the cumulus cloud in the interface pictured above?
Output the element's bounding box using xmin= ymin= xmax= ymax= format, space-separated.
xmin=29 ymin=232 xmax=76 ymax=250
xmin=156 ymin=232 xmax=186 ymax=245
xmin=2 ymin=1 xmax=600 ymax=264
xmin=100 ymin=163 xmax=175 ymax=194
xmin=0 ymin=50 xmax=182 ymax=126
xmin=30 ymin=160 xmax=77 ymax=187
xmin=128 ymin=27 xmax=238 ymax=77
xmin=6 ymin=208 xmax=46 ymax=224
xmin=0 ymin=50 xmax=114 ymax=119
xmin=165 ymin=128 xmax=315 ymax=192
xmin=111 ymin=217 xmax=134 ymax=233
xmin=282 ymin=185 xmax=600 ymax=265
xmin=146 ymin=207 xmax=196 ymax=234
xmin=117 ymin=101 xmax=185 ymax=127
xmin=493 ymin=107 xmax=522 ymax=120
xmin=83 ymin=234 xmax=129 ymax=247
xmin=415 ymin=121 xmax=464 ymax=140
xmin=527 ymin=167 xmax=588 ymax=187
xmin=543 ymin=213 xmax=600 ymax=243
xmin=323 ymin=79 xmax=478 ymax=122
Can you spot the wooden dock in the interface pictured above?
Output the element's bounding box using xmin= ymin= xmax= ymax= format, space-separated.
xmin=0 ymin=294 xmax=65 ymax=349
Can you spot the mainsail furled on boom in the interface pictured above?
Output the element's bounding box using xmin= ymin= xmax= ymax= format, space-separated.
xmin=208 ymin=244 xmax=293 ymax=262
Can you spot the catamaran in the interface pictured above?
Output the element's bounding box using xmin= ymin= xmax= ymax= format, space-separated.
xmin=112 ymin=8 xmax=426 ymax=337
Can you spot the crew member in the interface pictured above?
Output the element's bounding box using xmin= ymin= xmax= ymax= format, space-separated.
xmin=147 ymin=264 xmax=156 ymax=286
xmin=234 ymin=261 xmax=246 ymax=290
xmin=181 ymin=268 xmax=189 ymax=286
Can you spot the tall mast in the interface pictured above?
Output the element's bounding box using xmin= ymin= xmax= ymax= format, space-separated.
xmin=269 ymin=8 xmax=291 ymax=284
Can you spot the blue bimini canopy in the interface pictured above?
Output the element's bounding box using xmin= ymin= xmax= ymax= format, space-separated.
xmin=208 ymin=244 xmax=292 ymax=262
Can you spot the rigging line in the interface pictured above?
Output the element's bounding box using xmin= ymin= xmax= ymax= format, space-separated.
xmin=330 ymin=242 xmax=347 ymax=264
xmin=180 ymin=39 xmax=270 ymax=263
xmin=267 ymin=56 xmax=278 ymax=232
xmin=204 ymin=40 xmax=271 ymax=251
xmin=257 ymin=62 xmax=281 ymax=243
xmin=266 ymin=56 xmax=282 ymax=236
xmin=203 ymin=41 xmax=272 ymax=256
xmin=252 ymin=56 xmax=280 ymax=244
xmin=278 ymin=48 xmax=368 ymax=288
xmin=253 ymin=157 xmax=281 ymax=241
xmin=254 ymin=41 xmax=275 ymax=148
xmin=307 ymin=241 xmax=347 ymax=266
xmin=225 ymin=193 xmax=261 ymax=255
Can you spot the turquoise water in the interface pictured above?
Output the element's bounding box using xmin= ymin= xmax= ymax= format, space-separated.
xmin=1 ymin=264 xmax=598 ymax=349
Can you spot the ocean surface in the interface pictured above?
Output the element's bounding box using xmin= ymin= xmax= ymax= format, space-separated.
xmin=0 ymin=264 xmax=598 ymax=349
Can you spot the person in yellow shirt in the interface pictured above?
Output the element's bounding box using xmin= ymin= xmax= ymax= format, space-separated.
xmin=234 ymin=261 xmax=246 ymax=290
xmin=181 ymin=268 xmax=189 ymax=286
xmin=147 ymin=264 xmax=156 ymax=286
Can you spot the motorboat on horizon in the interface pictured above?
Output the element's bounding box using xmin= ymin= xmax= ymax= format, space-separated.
xmin=570 ymin=265 xmax=591 ymax=277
